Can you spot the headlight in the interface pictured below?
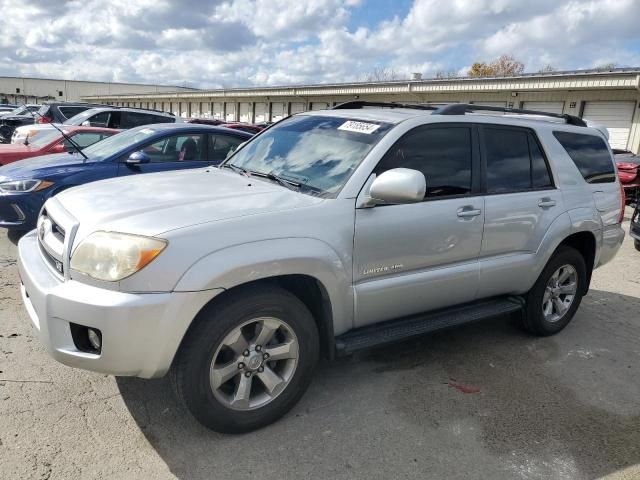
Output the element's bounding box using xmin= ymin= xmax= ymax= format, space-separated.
xmin=0 ymin=179 xmax=53 ymax=193
xmin=70 ymin=231 xmax=167 ymax=282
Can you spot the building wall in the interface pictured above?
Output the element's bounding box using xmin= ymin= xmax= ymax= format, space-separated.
xmin=82 ymin=70 xmax=640 ymax=152
xmin=0 ymin=76 xmax=194 ymax=104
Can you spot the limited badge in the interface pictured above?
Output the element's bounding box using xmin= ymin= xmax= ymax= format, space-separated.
xmin=338 ymin=120 xmax=381 ymax=134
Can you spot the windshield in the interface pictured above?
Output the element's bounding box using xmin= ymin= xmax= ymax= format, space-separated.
xmin=27 ymin=129 xmax=63 ymax=148
xmin=64 ymin=109 xmax=102 ymax=125
xmin=10 ymin=106 xmax=29 ymax=116
xmin=226 ymin=115 xmax=393 ymax=196
xmin=82 ymin=126 xmax=158 ymax=161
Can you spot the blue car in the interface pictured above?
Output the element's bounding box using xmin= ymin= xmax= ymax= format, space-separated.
xmin=0 ymin=123 xmax=252 ymax=231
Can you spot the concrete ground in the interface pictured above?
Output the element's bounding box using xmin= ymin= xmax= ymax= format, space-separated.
xmin=1 ymin=211 xmax=639 ymax=480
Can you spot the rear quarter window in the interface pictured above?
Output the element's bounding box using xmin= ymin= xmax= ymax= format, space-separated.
xmin=553 ymin=131 xmax=616 ymax=183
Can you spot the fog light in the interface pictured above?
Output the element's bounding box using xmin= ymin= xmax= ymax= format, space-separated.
xmin=87 ymin=329 xmax=101 ymax=350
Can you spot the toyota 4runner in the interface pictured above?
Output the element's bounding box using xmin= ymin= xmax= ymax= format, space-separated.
xmin=18 ymin=102 xmax=625 ymax=433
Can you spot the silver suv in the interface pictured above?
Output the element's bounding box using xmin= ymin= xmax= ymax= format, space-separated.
xmin=18 ymin=102 xmax=625 ymax=433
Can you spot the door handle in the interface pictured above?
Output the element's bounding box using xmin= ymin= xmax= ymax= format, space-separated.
xmin=457 ymin=207 xmax=482 ymax=218
xmin=538 ymin=198 xmax=556 ymax=208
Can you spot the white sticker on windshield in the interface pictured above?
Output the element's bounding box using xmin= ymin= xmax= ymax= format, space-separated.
xmin=338 ymin=120 xmax=381 ymax=134
xmin=139 ymin=128 xmax=154 ymax=134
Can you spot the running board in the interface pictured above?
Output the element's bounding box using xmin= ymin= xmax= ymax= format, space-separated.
xmin=335 ymin=296 xmax=524 ymax=356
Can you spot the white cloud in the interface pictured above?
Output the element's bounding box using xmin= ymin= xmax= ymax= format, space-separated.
xmin=0 ymin=0 xmax=638 ymax=88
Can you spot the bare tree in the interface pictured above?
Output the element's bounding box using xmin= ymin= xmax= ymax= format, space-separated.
xmin=538 ymin=64 xmax=557 ymax=73
xmin=362 ymin=67 xmax=401 ymax=82
xmin=594 ymin=63 xmax=617 ymax=72
xmin=434 ymin=70 xmax=459 ymax=79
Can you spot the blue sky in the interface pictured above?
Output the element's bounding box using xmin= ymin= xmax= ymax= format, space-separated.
xmin=0 ymin=0 xmax=638 ymax=88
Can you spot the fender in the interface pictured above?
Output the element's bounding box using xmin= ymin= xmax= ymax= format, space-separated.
xmin=174 ymin=237 xmax=354 ymax=335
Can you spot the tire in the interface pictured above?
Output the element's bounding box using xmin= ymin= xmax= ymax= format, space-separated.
xmin=635 ymin=240 xmax=640 ymax=253
xmin=522 ymin=246 xmax=587 ymax=336
xmin=171 ymin=284 xmax=319 ymax=433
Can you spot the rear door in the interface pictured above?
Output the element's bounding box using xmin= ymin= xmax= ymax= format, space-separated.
xmin=477 ymin=125 xmax=561 ymax=298
xmin=353 ymin=124 xmax=484 ymax=327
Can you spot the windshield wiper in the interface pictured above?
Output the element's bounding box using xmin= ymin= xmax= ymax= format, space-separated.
xmin=251 ymin=170 xmax=300 ymax=192
xmin=220 ymin=163 xmax=250 ymax=177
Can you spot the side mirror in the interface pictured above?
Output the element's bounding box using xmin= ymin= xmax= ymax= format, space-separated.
xmin=368 ymin=168 xmax=426 ymax=205
xmin=49 ymin=143 xmax=67 ymax=154
xmin=125 ymin=151 xmax=150 ymax=165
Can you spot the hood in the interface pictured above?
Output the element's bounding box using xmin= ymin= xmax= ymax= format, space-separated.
xmin=0 ymin=152 xmax=88 ymax=180
xmin=55 ymin=168 xmax=324 ymax=236
xmin=0 ymin=143 xmax=36 ymax=165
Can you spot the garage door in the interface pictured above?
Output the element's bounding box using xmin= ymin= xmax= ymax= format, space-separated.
xmin=523 ymin=101 xmax=565 ymax=115
xmin=239 ymin=103 xmax=251 ymax=123
xmin=213 ymin=103 xmax=224 ymax=119
xmin=582 ymin=101 xmax=637 ymax=149
xmin=311 ymin=102 xmax=329 ymax=111
xmin=225 ymin=102 xmax=237 ymax=122
xmin=254 ymin=103 xmax=268 ymax=122
xmin=290 ymin=102 xmax=306 ymax=114
xmin=190 ymin=102 xmax=200 ymax=118
xmin=271 ymin=102 xmax=286 ymax=121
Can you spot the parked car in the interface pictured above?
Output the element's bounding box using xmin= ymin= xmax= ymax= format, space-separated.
xmin=17 ymin=103 xmax=624 ymax=433
xmin=0 ymin=126 xmax=118 ymax=165
xmin=0 ymin=105 xmax=42 ymax=143
xmin=631 ymin=203 xmax=640 ymax=251
xmin=613 ymin=149 xmax=639 ymax=205
xmin=188 ymin=118 xmax=264 ymax=135
xmin=0 ymin=123 xmax=250 ymax=231
xmin=35 ymin=102 xmax=106 ymax=124
xmin=12 ymin=106 xmax=181 ymax=144
xmin=0 ymin=104 xmax=40 ymax=117
xmin=0 ymin=103 xmax=102 ymax=144
xmin=0 ymin=104 xmax=18 ymax=113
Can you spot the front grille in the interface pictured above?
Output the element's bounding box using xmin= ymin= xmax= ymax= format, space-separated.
xmin=37 ymin=209 xmax=67 ymax=278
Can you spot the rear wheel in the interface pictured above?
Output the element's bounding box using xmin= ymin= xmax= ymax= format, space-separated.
xmin=523 ymin=246 xmax=587 ymax=336
xmin=171 ymin=285 xmax=319 ymax=433
xmin=635 ymin=240 xmax=640 ymax=252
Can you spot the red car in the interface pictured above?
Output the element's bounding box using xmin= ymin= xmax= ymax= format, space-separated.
xmin=614 ymin=149 xmax=640 ymax=205
xmin=0 ymin=126 xmax=119 ymax=165
xmin=187 ymin=118 xmax=264 ymax=135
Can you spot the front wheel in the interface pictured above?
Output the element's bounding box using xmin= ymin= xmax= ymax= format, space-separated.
xmin=171 ymin=285 xmax=319 ymax=433
xmin=522 ymin=246 xmax=587 ymax=336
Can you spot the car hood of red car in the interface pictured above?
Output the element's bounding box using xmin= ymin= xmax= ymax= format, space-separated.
xmin=0 ymin=143 xmax=42 ymax=165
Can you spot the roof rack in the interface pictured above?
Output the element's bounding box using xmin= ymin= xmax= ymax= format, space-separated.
xmin=332 ymin=101 xmax=441 ymax=111
xmin=332 ymin=101 xmax=587 ymax=127
xmin=431 ymin=103 xmax=587 ymax=126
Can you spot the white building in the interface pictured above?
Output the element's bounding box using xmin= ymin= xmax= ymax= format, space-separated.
xmin=0 ymin=76 xmax=197 ymax=104
xmin=83 ymin=68 xmax=640 ymax=153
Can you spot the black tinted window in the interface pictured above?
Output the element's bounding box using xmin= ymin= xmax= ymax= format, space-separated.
xmin=485 ymin=128 xmax=530 ymax=193
xmin=126 ymin=112 xmax=156 ymax=128
xmin=152 ymin=114 xmax=173 ymax=124
xmin=59 ymin=106 xmax=88 ymax=119
xmin=375 ymin=126 xmax=472 ymax=198
xmin=530 ymin=134 xmax=553 ymax=188
xmin=553 ymin=131 xmax=615 ymax=183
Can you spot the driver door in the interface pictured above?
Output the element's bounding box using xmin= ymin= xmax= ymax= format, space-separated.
xmin=353 ymin=124 xmax=484 ymax=327
xmin=117 ymin=133 xmax=209 ymax=176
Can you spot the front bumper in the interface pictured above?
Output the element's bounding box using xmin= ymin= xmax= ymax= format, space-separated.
xmin=18 ymin=231 xmax=222 ymax=378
